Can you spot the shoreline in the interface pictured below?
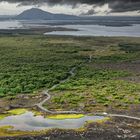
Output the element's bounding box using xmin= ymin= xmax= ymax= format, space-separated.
xmin=0 ymin=117 xmax=140 ymax=140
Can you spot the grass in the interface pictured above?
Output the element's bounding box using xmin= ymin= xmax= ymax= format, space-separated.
xmin=0 ymin=108 xmax=28 ymax=121
xmin=44 ymin=64 xmax=139 ymax=111
xmin=7 ymin=108 xmax=28 ymax=115
xmin=0 ymin=114 xmax=10 ymax=120
xmin=0 ymin=36 xmax=85 ymax=97
xmin=46 ymin=114 xmax=85 ymax=120
xmin=0 ymin=125 xmax=47 ymax=137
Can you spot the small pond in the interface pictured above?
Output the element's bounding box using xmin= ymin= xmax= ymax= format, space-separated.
xmin=0 ymin=111 xmax=106 ymax=131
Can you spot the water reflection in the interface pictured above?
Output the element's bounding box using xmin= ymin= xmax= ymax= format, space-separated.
xmin=0 ymin=112 xmax=105 ymax=131
xmin=45 ymin=24 xmax=140 ymax=37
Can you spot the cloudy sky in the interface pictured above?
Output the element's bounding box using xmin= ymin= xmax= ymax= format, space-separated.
xmin=0 ymin=0 xmax=140 ymax=16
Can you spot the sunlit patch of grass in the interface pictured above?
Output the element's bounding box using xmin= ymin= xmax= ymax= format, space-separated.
xmin=0 ymin=114 xmax=10 ymax=120
xmin=7 ymin=108 xmax=28 ymax=115
xmin=0 ymin=125 xmax=46 ymax=137
xmin=0 ymin=108 xmax=28 ymax=121
xmin=85 ymin=117 xmax=110 ymax=125
xmin=46 ymin=114 xmax=85 ymax=120
xmin=32 ymin=110 xmax=43 ymax=116
xmin=0 ymin=125 xmax=13 ymax=133
xmin=95 ymin=117 xmax=110 ymax=123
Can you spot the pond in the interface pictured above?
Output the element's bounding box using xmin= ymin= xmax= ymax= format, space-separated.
xmin=0 ymin=111 xmax=106 ymax=131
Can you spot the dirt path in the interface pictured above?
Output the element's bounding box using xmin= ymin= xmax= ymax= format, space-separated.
xmin=36 ymin=55 xmax=140 ymax=121
xmin=36 ymin=67 xmax=82 ymax=114
xmin=36 ymin=55 xmax=94 ymax=114
xmin=108 ymin=114 xmax=140 ymax=121
xmin=94 ymin=113 xmax=140 ymax=121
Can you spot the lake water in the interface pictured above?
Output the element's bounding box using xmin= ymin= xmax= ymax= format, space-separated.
xmin=0 ymin=20 xmax=140 ymax=37
xmin=0 ymin=20 xmax=23 ymax=29
xmin=45 ymin=24 xmax=140 ymax=37
xmin=0 ymin=111 xmax=105 ymax=131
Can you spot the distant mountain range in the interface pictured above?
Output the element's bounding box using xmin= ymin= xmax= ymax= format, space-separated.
xmin=15 ymin=8 xmax=80 ymax=20
xmin=0 ymin=8 xmax=140 ymax=27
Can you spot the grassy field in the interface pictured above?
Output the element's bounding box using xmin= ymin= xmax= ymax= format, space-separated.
xmin=0 ymin=35 xmax=140 ymax=112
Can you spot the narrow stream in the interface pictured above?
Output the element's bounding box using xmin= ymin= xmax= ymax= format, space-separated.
xmin=0 ymin=111 xmax=106 ymax=131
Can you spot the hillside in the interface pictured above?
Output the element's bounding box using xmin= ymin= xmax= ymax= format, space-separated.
xmin=16 ymin=8 xmax=79 ymax=20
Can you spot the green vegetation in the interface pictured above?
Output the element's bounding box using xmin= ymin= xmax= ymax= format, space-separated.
xmin=0 ymin=108 xmax=28 ymax=120
xmin=46 ymin=114 xmax=85 ymax=120
xmin=0 ymin=36 xmax=85 ymax=97
xmin=0 ymin=125 xmax=46 ymax=137
xmin=7 ymin=108 xmax=28 ymax=115
xmin=119 ymin=43 xmax=140 ymax=53
xmin=46 ymin=66 xmax=140 ymax=111
xmin=0 ymin=35 xmax=140 ymax=111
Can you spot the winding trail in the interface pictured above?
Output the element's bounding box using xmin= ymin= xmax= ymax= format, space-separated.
xmin=36 ymin=67 xmax=81 ymax=114
xmin=36 ymin=55 xmax=140 ymax=121
xmin=108 ymin=114 xmax=140 ymax=121
xmin=95 ymin=113 xmax=140 ymax=121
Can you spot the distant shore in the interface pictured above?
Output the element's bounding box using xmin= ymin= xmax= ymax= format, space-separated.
xmin=0 ymin=27 xmax=79 ymax=35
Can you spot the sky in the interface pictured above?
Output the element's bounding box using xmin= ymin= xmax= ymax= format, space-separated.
xmin=0 ymin=0 xmax=140 ymax=16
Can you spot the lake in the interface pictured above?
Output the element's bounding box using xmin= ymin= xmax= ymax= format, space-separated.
xmin=45 ymin=24 xmax=140 ymax=37
xmin=0 ymin=111 xmax=106 ymax=131
xmin=0 ymin=20 xmax=23 ymax=29
xmin=0 ymin=19 xmax=140 ymax=37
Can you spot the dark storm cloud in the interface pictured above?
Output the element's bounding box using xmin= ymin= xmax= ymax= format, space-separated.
xmin=110 ymin=0 xmax=140 ymax=12
xmin=0 ymin=0 xmax=140 ymax=13
xmin=0 ymin=0 xmax=104 ymax=5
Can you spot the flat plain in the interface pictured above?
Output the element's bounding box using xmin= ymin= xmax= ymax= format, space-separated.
xmin=0 ymin=35 xmax=140 ymax=139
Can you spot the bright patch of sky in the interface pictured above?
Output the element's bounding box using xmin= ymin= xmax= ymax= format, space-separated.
xmin=0 ymin=1 xmax=139 ymax=16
